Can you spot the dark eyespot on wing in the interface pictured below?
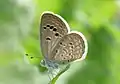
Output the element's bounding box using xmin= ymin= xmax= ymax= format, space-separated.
xmin=69 ymin=42 xmax=73 ymax=45
xmin=43 ymin=27 xmax=46 ymax=29
xmin=63 ymin=44 xmax=66 ymax=46
xmin=61 ymin=54 xmax=63 ymax=56
xmin=56 ymin=50 xmax=58 ymax=53
xmin=55 ymin=33 xmax=59 ymax=36
xmin=59 ymin=34 xmax=62 ymax=38
xmin=46 ymin=24 xmax=50 ymax=27
xmin=46 ymin=37 xmax=51 ymax=40
xmin=50 ymin=25 xmax=54 ymax=29
xmin=53 ymin=28 xmax=57 ymax=31
xmin=70 ymin=46 xmax=74 ymax=48
xmin=69 ymin=53 xmax=71 ymax=55
xmin=60 ymin=42 xmax=62 ymax=45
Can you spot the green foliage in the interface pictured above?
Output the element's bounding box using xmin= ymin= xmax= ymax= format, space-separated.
xmin=0 ymin=0 xmax=120 ymax=84
xmin=50 ymin=64 xmax=70 ymax=84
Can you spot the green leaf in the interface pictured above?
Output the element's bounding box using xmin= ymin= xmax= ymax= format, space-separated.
xmin=49 ymin=64 xmax=70 ymax=84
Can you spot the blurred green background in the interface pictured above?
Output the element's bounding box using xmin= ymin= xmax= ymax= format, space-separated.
xmin=0 ymin=0 xmax=120 ymax=84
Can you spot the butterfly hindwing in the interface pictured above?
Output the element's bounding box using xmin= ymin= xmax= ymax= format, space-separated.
xmin=50 ymin=32 xmax=87 ymax=64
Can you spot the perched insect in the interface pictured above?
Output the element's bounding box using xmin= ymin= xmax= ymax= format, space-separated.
xmin=40 ymin=11 xmax=88 ymax=71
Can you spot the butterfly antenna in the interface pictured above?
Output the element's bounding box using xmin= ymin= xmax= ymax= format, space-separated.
xmin=25 ymin=53 xmax=41 ymax=59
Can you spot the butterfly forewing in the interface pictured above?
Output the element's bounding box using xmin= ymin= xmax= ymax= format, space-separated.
xmin=40 ymin=12 xmax=69 ymax=60
xmin=50 ymin=32 xmax=86 ymax=64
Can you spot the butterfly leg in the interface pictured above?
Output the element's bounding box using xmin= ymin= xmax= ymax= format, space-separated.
xmin=53 ymin=68 xmax=60 ymax=76
xmin=47 ymin=70 xmax=52 ymax=81
xmin=48 ymin=67 xmax=55 ymax=80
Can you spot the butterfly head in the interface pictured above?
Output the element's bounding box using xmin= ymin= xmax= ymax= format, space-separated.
xmin=40 ymin=59 xmax=59 ymax=69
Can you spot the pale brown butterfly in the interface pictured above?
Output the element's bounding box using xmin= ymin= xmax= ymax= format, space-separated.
xmin=40 ymin=11 xmax=88 ymax=70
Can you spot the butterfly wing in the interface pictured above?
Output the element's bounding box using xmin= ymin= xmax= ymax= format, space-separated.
xmin=40 ymin=12 xmax=70 ymax=60
xmin=50 ymin=31 xmax=88 ymax=64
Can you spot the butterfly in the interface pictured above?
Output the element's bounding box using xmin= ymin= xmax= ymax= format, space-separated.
xmin=40 ymin=11 xmax=88 ymax=70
